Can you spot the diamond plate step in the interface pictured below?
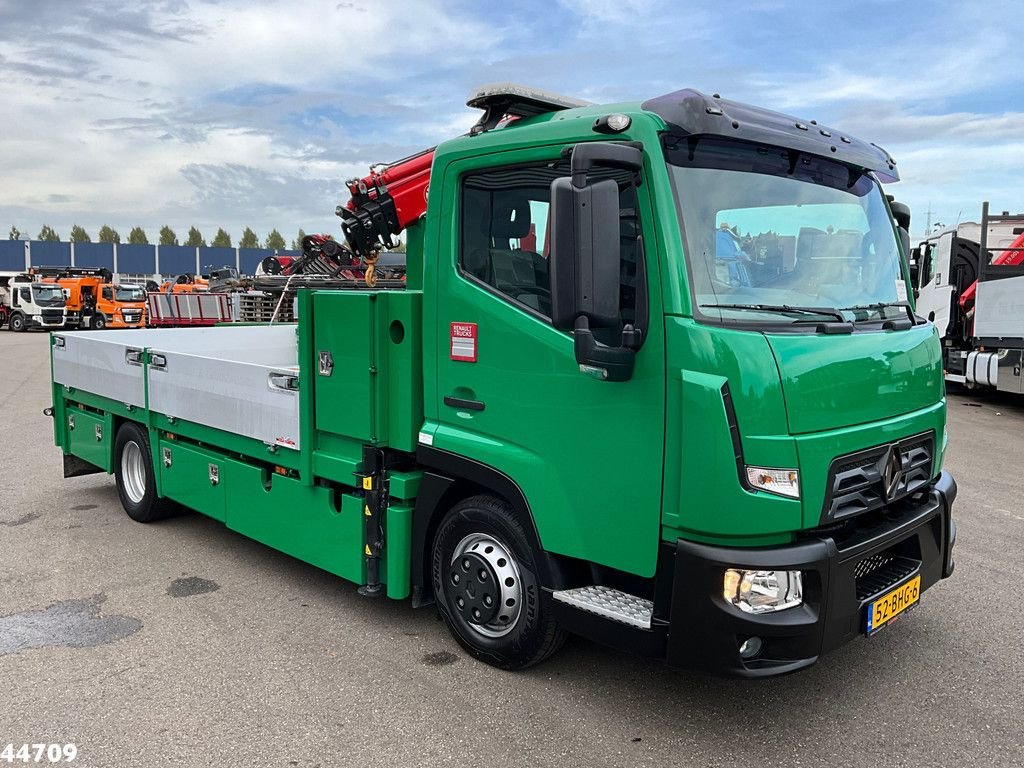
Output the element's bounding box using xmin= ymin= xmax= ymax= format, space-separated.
xmin=551 ymin=586 xmax=653 ymax=629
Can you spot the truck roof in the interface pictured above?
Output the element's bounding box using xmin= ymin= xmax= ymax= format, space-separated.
xmin=451 ymin=84 xmax=899 ymax=182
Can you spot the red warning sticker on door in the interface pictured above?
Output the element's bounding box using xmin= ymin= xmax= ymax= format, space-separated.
xmin=450 ymin=322 xmax=477 ymax=362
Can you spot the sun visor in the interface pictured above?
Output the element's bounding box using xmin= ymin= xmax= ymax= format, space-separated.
xmin=642 ymin=89 xmax=899 ymax=183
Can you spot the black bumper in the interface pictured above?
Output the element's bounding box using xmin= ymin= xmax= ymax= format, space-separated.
xmin=663 ymin=470 xmax=957 ymax=677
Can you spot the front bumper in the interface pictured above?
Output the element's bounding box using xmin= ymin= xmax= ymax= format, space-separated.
xmin=664 ymin=470 xmax=957 ymax=677
xmin=28 ymin=315 xmax=66 ymax=329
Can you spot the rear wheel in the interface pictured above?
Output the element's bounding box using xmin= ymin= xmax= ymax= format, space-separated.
xmin=114 ymin=423 xmax=177 ymax=522
xmin=9 ymin=312 xmax=26 ymax=332
xmin=431 ymin=495 xmax=566 ymax=670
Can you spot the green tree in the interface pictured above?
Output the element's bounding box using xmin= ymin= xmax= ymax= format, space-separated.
xmin=8 ymin=225 xmax=20 ymax=240
xmin=239 ymin=227 xmax=259 ymax=249
xmin=264 ymin=228 xmax=286 ymax=250
xmin=127 ymin=226 xmax=149 ymax=245
xmin=69 ymin=224 xmax=91 ymax=243
xmin=291 ymin=228 xmax=307 ymax=250
xmin=97 ymin=225 xmax=120 ymax=244
xmin=37 ymin=224 xmax=60 ymax=241
xmin=184 ymin=226 xmax=205 ymax=247
xmin=211 ymin=228 xmax=232 ymax=248
xmin=159 ymin=225 xmax=178 ymax=246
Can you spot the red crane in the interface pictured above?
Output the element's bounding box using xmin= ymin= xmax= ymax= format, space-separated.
xmin=959 ymin=228 xmax=1024 ymax=309
xmin=259 ymin=86 xmax=588 ymax=284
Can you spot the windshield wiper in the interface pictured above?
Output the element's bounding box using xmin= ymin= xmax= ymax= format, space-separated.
xmin=700 ymin=303 xmax=845 ymax=323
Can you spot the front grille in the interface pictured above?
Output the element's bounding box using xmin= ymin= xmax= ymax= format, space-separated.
xmin=855 ymin=554 xmax=919 ymax=601
xmin=822 ymin=432 xmax=934 ymax=523
xmin=41 ymin=309 xmax=63 ymax=318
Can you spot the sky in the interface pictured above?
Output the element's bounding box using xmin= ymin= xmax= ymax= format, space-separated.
xmin=0 ymin=0 xmax=1021 ymax=246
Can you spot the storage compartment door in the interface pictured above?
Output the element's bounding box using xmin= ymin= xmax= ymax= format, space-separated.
xmin=65 ymin=407 xmax=113 ymax=472
xmin=224 ymin=461 xmax=365 ymax=584
xmin=312 ymin=292 xmax=377 ymax=442
xmin=158 ymin=440 xmax=226 ymax=522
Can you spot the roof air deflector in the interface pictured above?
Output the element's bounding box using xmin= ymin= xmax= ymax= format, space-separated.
xmin=468 ymin=83 xmax=591 ymax=134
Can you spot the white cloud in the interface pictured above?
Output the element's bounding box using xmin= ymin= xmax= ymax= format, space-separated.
xmin=0 ymin=0 xmax=1020 ymax=248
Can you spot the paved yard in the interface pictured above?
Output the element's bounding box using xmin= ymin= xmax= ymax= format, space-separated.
xmin=1 ymin=331 xmax=1021 ymax=767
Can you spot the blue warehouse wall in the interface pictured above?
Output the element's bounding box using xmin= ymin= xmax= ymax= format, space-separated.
xmin=117 ymin=244 xmax=156 ymax=274
xmin=158 ymin=245 xmax=197 ymax=275
xmin=73 ymin=242 xmax=114 ymax=271
xmin=30 ymin=240 xmax=71 ymax=267
xmin=21 ymin=240 xmax=298 ymax=276
xmin=200 ymin=247 xmax=236 ymax=273
xmin=0 ymin=240 xmax=25 ymax=271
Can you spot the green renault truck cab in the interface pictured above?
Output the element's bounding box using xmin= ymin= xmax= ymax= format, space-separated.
xmin=49 ymin=86 xmax=957 ymax=676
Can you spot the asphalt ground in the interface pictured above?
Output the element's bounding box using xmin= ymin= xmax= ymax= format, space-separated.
xmin=1 ymin=330 xmax=1022 ymax=768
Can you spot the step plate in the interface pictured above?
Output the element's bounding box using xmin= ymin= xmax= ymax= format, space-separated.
xmin=552 ymin=586 xmax=653 ymax=630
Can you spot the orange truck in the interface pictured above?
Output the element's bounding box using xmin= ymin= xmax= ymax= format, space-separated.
xmin=35 ymin=267 xmax=147 ymax=330
xmin=158 ymin=274 xmax=209 ymax=293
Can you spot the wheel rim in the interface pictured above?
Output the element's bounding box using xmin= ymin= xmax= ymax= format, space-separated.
xmin=121 ymin=441 xmax=147 ymax=504
xmin=446 ymin=533 xmax=523 ymax=638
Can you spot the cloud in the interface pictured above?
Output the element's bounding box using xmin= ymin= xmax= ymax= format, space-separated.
xmin=0 ymin=0 xmax=1020 ymax=245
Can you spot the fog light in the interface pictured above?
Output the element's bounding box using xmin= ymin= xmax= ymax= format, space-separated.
xmin=739 ymin=636 xmax=763 ymax=659
xmin=723 ymin=569 xmax=803 ymax=614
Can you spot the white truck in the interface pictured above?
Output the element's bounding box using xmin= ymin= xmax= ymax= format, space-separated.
xmin=910 ymin=203 xmax=1024 ymax=393
xmin=0 ymin=272 xmax=68 ymax=331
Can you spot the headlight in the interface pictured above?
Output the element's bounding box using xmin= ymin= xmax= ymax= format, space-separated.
xmin=746 ymin=466 xmax=800 ymax=498
xmin=723 ymin=569 xmax=803 ymax=614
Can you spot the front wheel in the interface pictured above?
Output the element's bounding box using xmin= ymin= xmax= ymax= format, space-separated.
xmin=91 ymin=314 xmax=107 ymax=330
xmin=9 ymin=313 xmax=26 ymax=332
xmin=431 ymin=495 xmax=566 ymax=670
xmin=114 ymin=423 xmax=178 ymax=522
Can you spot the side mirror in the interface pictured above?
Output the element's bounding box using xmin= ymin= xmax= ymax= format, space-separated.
xmin=890 ymin=200 xmax=912 ymax=265
xmin=549 ymin=142 xmax=643 ymax=382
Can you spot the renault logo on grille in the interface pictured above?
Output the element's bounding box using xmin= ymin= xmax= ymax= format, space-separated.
xmin=881 ymin=447 xmax=903 ymax=501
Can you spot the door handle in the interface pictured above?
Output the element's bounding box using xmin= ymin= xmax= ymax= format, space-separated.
xmin=444 ymin=395 xmax=485 ymax=412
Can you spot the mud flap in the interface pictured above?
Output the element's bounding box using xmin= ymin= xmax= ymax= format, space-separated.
xmin=63 ymin=452 xmax=103 ymax=478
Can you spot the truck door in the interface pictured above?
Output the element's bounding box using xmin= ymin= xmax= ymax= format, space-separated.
xmin=430 ymin=151 xmax=666 ymax=578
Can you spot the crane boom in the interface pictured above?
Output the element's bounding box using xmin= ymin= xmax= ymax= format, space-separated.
xmin=335 ymin=84 xmax=590 ymax=260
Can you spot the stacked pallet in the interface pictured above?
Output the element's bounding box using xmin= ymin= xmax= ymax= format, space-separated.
xmin=237 ymin=291 xmax=297 ymax=324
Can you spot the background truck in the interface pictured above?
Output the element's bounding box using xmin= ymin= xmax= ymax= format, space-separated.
xmin=33 ymin=267 xmax=147 ymax=330
xmin=911 ymin=204 xmax=1024 ymax=393
xmin=47 ymin=84 xmax=957 ymax=676
xmin=0 ymin=272 xmax=67 ymax=331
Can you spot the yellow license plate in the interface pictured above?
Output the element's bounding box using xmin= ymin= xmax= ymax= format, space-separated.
xmin=866 ymin=575 xmax=920 ymax=634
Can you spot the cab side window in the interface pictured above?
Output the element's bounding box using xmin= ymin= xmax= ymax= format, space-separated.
xmin=919 ymin=243 xmax=934 ymax=287
xmin=460 ymin=163 xmax=645 ymax=327
xmin=19 ymin=288 xmax=31 ymax=304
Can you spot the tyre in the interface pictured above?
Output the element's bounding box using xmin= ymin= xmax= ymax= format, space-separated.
xmin=92 ymin=314 xmax=107 ymax=330
xmin=9 ymin=313 xmax=26 ymax=332
xmin=431 ymin=495 xmax=566 ymax=670
xmin=114 ymin=422 xmax=177 ymax=522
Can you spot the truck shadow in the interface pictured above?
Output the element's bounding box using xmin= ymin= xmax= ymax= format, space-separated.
xmin=948 ymin=388 xmax=1024 ymax=417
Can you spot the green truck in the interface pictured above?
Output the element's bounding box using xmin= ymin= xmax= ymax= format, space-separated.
xmin=46 ymin=85 xmax=957 ymax=676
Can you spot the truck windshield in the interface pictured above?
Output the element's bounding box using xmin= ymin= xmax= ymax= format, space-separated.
xmin=665 ymin=136 xmax=908 ymax=326
xmin=115 ymin=287 xmax=145 ymax=302
xmin=33 ymin=287 xmax=65 ymax=306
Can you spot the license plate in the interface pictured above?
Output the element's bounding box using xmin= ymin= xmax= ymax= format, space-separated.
xmin=866 ymin=575 xmax=920 ymax=634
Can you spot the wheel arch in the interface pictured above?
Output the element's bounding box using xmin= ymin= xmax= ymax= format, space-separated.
xmin=411 ymin=446 xmax=565 ymax=607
